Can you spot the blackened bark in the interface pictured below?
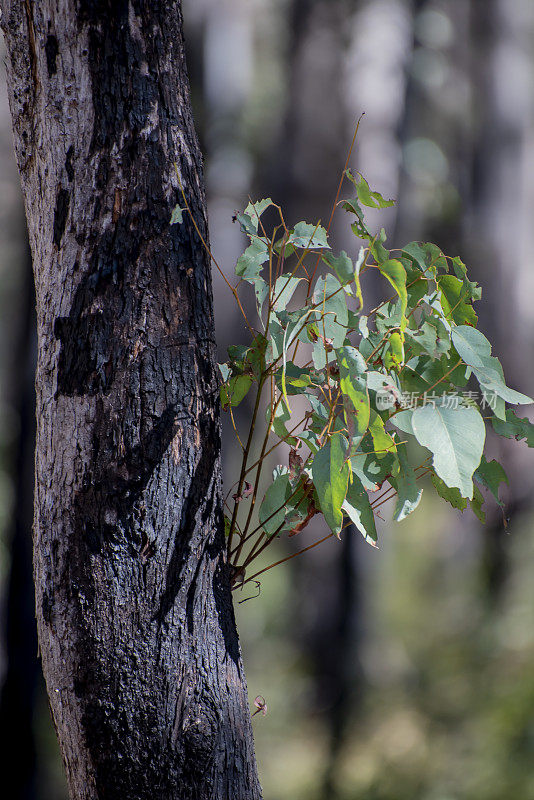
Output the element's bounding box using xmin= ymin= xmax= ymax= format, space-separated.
xmin=0 ymin=1 xmax=262 ymax=798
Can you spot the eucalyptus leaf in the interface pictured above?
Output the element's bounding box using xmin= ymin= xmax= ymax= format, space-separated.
xmin=322 ymin=250 xmax=354 ymax=286
xmin=392 ymin=444 xmax=422 ymax=521
xmin=342 ymin=475 xmax=378 ymax=546
xmin=452 ymin=326 xmax=533 ymax=406
xmin=312 ymin=433 xmax=350 ymax=536
xmin=411 ymin=404 xmax=485 ymax=499
xmin=313 ymin=273 xmax=349 ymax=349
xmin=378 ymin=259 xmax=407 ymax=323
xmin=236 ymin=238 xmax=269 ymax=283
xmin=492 ymin=409 xmax=534 ymax=446
xmin=259 ymin=470 xmax=291 ymax=535
xmin=474 ymin=456 xmax=508 ymax=507
xmin=431 ymin=474 xmax=468 ymax=511
xmin=272 ymin=276 xmax=303 ymax=311
xmin=288 ymin=221 xmax=329 ymax=249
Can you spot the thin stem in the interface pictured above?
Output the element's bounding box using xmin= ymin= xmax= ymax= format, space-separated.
xmin=240 ymin=480 xmax=314 ymax=569
xmin=227 ymin=375 xmax=266 ymax=556
xmin=307 ymin=113 xmax=365 ymax=291
xmin=240 ymin=532 xmax=335 ymax=588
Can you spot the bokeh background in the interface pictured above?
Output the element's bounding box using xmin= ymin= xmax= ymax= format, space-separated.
xmin=1 ymin=0 xmax=534 ymax=798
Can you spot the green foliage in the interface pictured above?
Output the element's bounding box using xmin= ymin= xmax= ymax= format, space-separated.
xmin=174 ymin=165 xmax=533 ymax=588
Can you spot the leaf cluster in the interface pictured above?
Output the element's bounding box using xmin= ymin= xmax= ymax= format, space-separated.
xmin=172 ymin=166 xmax=533 ymax=589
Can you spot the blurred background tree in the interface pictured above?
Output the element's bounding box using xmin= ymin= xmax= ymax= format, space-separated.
xmin=1 ymin=0 xmax=533 ymax=798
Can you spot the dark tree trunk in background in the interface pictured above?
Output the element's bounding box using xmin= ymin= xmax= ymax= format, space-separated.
xmin=0 ymin=243 xmax=38 ymax=800
xmin=0 ymin=2 xmax=261 ymax=798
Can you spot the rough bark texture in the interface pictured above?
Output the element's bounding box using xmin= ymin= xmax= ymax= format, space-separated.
xmin=0 ymin=1 xmax=262 ymax=798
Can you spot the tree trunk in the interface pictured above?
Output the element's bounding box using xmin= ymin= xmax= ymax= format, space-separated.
xmin=0 ymin=1 xmax=261 ymax=798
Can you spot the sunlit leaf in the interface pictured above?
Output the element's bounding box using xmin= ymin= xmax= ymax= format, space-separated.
xmin=452 ymin=325 xmax=532 ymax=407
xmin=411 ymin=404 xmax=485 ymax=499
xmin=437 ymin=275 xmax=477 ymax=326
xmin=346 ymin=170 xmax=394 ymax=209
xmin=342 ymin=474 xmax=378 ymax=546
xmin=392 ymin=443 xmax=423 ymax=521
xmin=312 ymin=433 xmax=350 ymax=536
xmin=378 ymin=259 xmax=407 ymax=324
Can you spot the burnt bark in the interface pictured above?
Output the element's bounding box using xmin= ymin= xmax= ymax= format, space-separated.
xmin=0 ymin=1 xmax=261 ymax=798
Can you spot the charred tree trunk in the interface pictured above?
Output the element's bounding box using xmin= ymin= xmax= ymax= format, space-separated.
xmin=0 ymin=2 xmax=261 ymax=798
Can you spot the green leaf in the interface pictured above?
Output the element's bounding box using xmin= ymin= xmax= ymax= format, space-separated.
xmin=352 ymin=441 xmax=399 ymax=487
xmin=288 ymin=221 xmax=329 ymax=250
xmin=344 ymin=199 xmax=371 ymax=240
xmin=378 ymin=259 xmax=407 ymax=323
xmin=400 ymin=353 xmax=466 ymax=397
xmin=407 ymin=275 xmax=430 ymax=308
xmin=235 ymin=238 xmax=269 ymax=283
xmin=354 ymin=247 xmax=365 ymax=309
xmin=270 ymin=401 xmax=297 ymax=446
xmin=474 ymin=456 xmax=508 ymax=507
xmin=338 ymin=346 xmax=370 ymax=444
xmin=170 ymin=205 xmax=185 ymax=225
xmin=322 ymin=250 xmax=354 ymax=286
xmin=358 ymin=313 xmax=369 ymax=338
xmin=402 ymin=241 xmax=435 ymax=277
xmin=220 ymin=375 xmax=253 ymax=409
xmin=383 ymin=330 xmax=405 ymax=371
xmin=431 ymin=473 xmax=468 ymax=511
xmin=492 ymin=409 xmax=534 ymax=446
xmin=311 ymin=433 xmax=350 ymax=536
xmin=451 ymin=326 xmax=533 ymax=407
xmin=255 ymin=278 xmax=269 ymax=318
xmin=405 ymin=319 xmax=449 ymax=360
xmin=342 ymin=475 xmax=378 ymax=546
xmin=347 ymin=170 xmax=394 ymax=209
xmin=368 ymin=409 xmax=397 ymax=455
xmin=272 ymin=276 xmax=303 ymax=311
xmin=247 ymin=334 xmax=267 ymax=380
xmin=218 ymin=362 xmax=230 ymax=382
xmin=313 ymin=273 xmax=349 ymax=349
xmin=371 ymin=227 xmax=390 ymax=264
xmin=259 ymin=470 xmax=292 ymax=535
xmin=392 ymin=443 xmax=422 ymax=521
xmin=411 ymin=404 xmax=485 ymax=499
xmin=437 ymin=275 xmax=477 ymax=326
xmin=470 ymin=484 xmax=486 ymax=524
xmin=297 ymin=429 xmax=321 ymax=455
xmin=391 ymin=410 xmax=414 ymax=436
xmin=451 ymin=256 xmax=482 ymax=301
xmin=237 ymin=198 xmax=273 ymax=235
xmin=276 ymin=362 xmax=311 ymax=393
